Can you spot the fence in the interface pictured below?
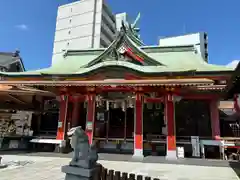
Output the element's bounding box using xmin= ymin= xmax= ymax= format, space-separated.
xmin=97 ymin=166 xmax=160 ymax=180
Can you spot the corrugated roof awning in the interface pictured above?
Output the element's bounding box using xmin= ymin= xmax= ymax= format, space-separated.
xmin=0 ymin=85 xmax=55 ymax=96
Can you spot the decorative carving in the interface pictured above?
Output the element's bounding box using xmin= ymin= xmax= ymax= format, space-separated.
xmin=118 ymin=46 xmax=126 ymax=54
xmin=67 ymin=126 xmax=98 ymax=169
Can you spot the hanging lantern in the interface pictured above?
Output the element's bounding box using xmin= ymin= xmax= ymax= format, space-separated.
xmin=122 ymin=101 xmax=126 ymax=112
xmin=113 ymin=102 xmax=118 ymax=109
xmin=106 ymin=101 xmax=109 ymax=111
xmin=95 ymin=95 xmax=99 ymax=107
xmin=97 ymin=101 xmax=100 ymax=108
xmin=99 ymin=99 xmax=103 ymax=107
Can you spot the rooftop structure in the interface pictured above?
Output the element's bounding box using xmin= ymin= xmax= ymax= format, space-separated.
xmin=116 ymin=12 xmax=129 ymax=31
xmin=159 ymin=32 xmax=208 ymax=62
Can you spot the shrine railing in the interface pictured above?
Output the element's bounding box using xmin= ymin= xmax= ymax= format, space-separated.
xmin=96 ymin=165 xmax=161 ymax=180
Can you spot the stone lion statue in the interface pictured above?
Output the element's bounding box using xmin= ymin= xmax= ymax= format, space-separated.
xmin=67 ymin=126 xmax=98 ymax=168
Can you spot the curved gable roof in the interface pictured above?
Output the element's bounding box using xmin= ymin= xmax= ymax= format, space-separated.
xmin=85 ymin=24 xmax=163 ymax=68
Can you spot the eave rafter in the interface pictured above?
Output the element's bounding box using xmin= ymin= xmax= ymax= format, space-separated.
xmin=0 ymin=84 xmax=55 ymax=97
xmin=189 ymin=85 xmax=226 ymax=92
xmin=7 ymin=94 xmax=27 ymax=104
xmin=0 ymin=78 xmax=213 ymax=87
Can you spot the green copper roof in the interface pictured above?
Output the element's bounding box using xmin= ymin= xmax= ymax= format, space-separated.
xmin=2 ymin=46 xmax=233 ymax=77
xmin=0 ymin=27 xmax=233 ymax=77
xmin=144 ymin=46 xmax=233 ymax=72
xmin=43 ymin=43 xmax=233 ymax=75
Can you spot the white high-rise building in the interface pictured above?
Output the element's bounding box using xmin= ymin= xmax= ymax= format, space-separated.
xmin=52 ymin=0 xmax=116 ymax=65
xmin=115 ymin=12 xmax=129 ymax=31
xmin=159 ymin=32 xmax=208 ymax=62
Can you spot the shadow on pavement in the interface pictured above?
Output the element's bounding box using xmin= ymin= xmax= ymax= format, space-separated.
xmin=0 ymin=150 xmax=32 ymax=155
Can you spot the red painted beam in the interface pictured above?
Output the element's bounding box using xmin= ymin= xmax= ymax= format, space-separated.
xmin=68 ymin=95 xmax=85 ymax=102
xmin=182 ymin=94 xmax=220 ymax=100
xmin=145 ymin=97 xmax=163 ymax=103
xmin=225 ymin=146 xmax=240 ymax=149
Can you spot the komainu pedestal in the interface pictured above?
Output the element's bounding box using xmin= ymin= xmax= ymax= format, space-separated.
xmin=61 ymin=126 xmax=100 ymax=180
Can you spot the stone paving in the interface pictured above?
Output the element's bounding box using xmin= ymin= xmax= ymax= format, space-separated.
xmin=0 ymin=155 xmax=239 ymax=180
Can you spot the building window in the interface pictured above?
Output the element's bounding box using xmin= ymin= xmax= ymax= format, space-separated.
xmin=204 ymin=33 xmax=207 ymax=40
xmin=68 ymin=30 xmax=71 ymax=35
xmin=205 ymin=53 xmax=208 ymax=59
xmin=67 ymin=42 xmax=70 ymax=46
xmin=70 ymin=8 xmax=72 ymax=12
xmin=69 ymin=19 xmax=72 ymax=23
xmin=204 ymin=43 xmax=208 ymax=49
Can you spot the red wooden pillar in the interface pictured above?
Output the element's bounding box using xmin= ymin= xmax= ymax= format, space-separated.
xmin=86 ymin=93 xmax=96 ymax=144
xmin=165 ymin=94 xmax=177 ymax=159
xmin=71 ymin=96 xmax=80 ymax=128
xmin=56 ymin=95 xmax=69 ymax=141
xmin=210 ymin=100 xmax=220 ymax=140
xmin=133 ymin=92 xmax=144 ymax=159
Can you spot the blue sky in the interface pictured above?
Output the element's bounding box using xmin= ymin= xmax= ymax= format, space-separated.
xmin=0 ymin=0 xmax=239 ymax=70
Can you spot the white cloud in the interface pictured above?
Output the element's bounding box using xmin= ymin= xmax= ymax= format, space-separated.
xmin=15 ymin=24 xmax=29 ymax=31
xmin=226 ymin=60 xmax=240 ymax=69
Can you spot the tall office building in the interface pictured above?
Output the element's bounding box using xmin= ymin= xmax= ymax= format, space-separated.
xmin=159 ymin=32 xmax=209 ymax=62
xmin=52 ymin=0 xmax=116 ymax=65
xmin=115 ymin=12 xmax=129 ymax=31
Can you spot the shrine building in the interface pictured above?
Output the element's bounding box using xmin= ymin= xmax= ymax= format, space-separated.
xmin=0 ymin=20 xmax=234 ymax=159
